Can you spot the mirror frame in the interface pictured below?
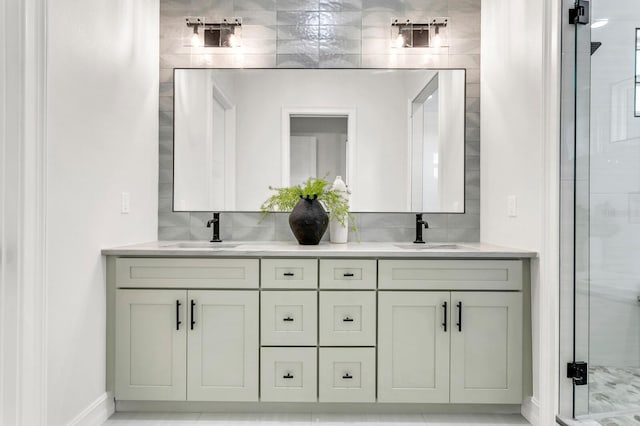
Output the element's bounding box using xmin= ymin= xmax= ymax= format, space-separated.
xmin=171 ymin=67 xmax=467 ymax=214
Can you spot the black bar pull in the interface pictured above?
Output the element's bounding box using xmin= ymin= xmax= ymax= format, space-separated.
xmin=283 ymin=316 xmax=294 ymax=322
xmin=343 ymin=317 xmax=354 ymax=322
xmin=342 ymin=373 xmax=353 ymax=379
xmin=283 ymin=373 xmax=294 ymax=379
xmin=190 ymin=300 xmax=196 ymax=330
xmin=442 ymin=301 xmax=448 ymax=332
xmin=456 ymin=301 xmax=462 ymax=332
xmin=176 ymin=300 xmax=182 ymax=330
xmin=343 ymin=272 xmax=354 ymax=277
xmin=283 ymin=272 xmax=295 ymax=277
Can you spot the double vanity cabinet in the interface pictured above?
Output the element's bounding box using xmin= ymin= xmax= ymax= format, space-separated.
xmin=104 ymin=242 xmax=533 ymax=410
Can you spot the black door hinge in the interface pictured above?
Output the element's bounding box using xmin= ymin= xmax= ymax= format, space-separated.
xmin=567 ymin=362 xmax=588 ymax=385
xmin=569 ymin=0 xmax=590 ymax=25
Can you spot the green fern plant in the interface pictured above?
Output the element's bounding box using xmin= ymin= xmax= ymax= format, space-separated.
xmin=260 ymin=177 xmax=357 ymax=233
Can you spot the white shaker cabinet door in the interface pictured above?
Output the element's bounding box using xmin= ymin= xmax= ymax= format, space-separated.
xmin=450 ymin=292 xmax=523 ymax=404
xmin=187 ymin=290 xmax=259 ymax=401
xmin=377 ymin=291 xmax=450 ymax=403
xmin=115 ymin=289 xmax=187 ymax=401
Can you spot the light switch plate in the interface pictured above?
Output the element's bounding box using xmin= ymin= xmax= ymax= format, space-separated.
xmin=121 ymin=192 xmax=130 ymax=214
xmin=507 ymin=195 xmax=517 ymax=217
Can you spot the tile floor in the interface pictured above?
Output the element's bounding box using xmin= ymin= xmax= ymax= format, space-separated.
xmin=103 ymin=412 xmax=531 ymax=425
xmin=589 ymin=366 xmax=640 ymax=415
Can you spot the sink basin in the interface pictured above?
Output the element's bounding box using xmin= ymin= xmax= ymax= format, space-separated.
xmin=162 ymin=242 xmax=239 ymax=249
xmin=394 ymin=243 xmax=466 ymax=250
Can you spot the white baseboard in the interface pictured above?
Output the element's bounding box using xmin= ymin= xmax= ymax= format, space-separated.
xmin=68 ymin=392 xmax=115 ymax=426
xmin=522 ymin=396 xmax=540 ymax=426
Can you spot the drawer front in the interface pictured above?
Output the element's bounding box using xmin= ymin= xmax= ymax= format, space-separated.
xmin=261 ymin=291 xmax=317 ymax=346
xmin=260 ymin=347 xmax=317 ymax=402
xmin=319 ymin=259 xmax=377 ymax=289
xmin=319 ymin=348 xmax=375 ymax=403
xmin=261 ymin=259 xmax=318 ymax=289
xmin=319 ymin=292 xmax=376 ymax=346
xmin=378 ymin=259 xmax=522 ymax=291
xmin=115 ymin=258 xmax=259 ymax=289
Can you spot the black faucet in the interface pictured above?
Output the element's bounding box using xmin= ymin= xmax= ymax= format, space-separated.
xmin=414 ymin=213 xmax=429 ymax=244
xmin=206 ymin=212 xmax=222 ymax=242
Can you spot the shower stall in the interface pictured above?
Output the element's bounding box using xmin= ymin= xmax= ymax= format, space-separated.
xmin=561 ymin=0 xmax=640 ymax=423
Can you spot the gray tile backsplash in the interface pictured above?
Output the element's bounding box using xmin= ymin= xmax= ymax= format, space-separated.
xmin=158 ymin=0 xmax=481 ymax=243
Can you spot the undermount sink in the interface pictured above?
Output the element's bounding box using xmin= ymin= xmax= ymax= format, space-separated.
xmin=162 ymin=241 xmax=240 ymax=249
xmin=394 ymin=243 xmax=466 ymax=250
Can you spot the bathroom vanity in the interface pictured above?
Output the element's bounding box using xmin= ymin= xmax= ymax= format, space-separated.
xmin=103 ymin=242 xmax=535 ymax=412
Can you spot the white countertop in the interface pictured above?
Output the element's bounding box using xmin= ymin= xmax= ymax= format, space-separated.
xmin=101 ymin=241 xmax=537 ymax=258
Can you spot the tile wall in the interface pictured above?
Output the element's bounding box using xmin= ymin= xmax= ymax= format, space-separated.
xmin=158 ymin=0 xmax=481 ymax=242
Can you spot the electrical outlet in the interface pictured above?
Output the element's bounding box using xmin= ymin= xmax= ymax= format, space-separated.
xmin=507 ymin=195 xmax=517 ymax=217
xmin=121 ymin=192 xmax=130 ymax=214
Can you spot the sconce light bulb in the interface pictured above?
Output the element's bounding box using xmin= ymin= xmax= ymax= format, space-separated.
xmin=432 ymin=33 xmax=442 ymax=48
xmin=191 ymin=31 xmax=202 ymax=47
xmin=394 ymin=33 xmax=405 ymax=48
xmin=229 ymin=33 xmax=241 ymax=48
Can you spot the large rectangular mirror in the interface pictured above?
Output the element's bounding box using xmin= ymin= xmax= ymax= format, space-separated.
xmin=173 ymin=68 xmax=466 ymax=213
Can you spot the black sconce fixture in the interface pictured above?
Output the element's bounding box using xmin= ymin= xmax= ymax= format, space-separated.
xmin=391 ymin=18 xmax=448 ymax=48
xmin=186 ymin=17 xmax=242 ymax=48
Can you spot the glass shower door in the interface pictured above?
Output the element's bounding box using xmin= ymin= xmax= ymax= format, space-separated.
xmin=569 ymin=0 xmax=640 ymax=419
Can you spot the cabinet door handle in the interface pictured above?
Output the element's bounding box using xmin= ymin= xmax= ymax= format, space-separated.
xmin=456 ymin=301 xmax=462 ymax=332
xmin=176 ymin=300 xmax=182 ymax=330
xmin=343 ymin=317 xmax=354 ymax=322
xmin=343 ymin=272 xmax=354 ymax=277
xmin=342 ymin=373 xmax=353 ymax=379
xmin=283 ymin=316 xmax=294 ymax=322
xmin=283 ymin=272 xmax=295 ymax=277
xmin=190 ymin=300 xmax=196 ymax=330
xmin=442 ymin=301 xmax=447 ymax=332
xmin=283 ymin=373 xmax=294 ymax=379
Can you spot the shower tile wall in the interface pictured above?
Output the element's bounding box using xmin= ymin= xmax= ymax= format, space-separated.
xmin=158 ymin=0 xmax=481 ymax=242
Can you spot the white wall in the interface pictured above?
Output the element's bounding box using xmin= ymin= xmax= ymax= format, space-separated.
xmin=481 ymin=0 xmax=550 ymax=424
xmin=46 ymin=0 xmax=159 ymax=424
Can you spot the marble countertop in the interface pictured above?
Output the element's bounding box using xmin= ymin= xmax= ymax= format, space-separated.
xmin=102 ymin=241 xmax=537 ymax=258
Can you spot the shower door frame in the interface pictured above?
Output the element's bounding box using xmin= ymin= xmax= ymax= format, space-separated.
xmin=558 ymin=0 xmax=593 ymax=421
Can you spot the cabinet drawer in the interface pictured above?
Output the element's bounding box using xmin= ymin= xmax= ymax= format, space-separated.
xmin=319 ymin=348 xmax=375 ymax=403
xmin=319 ymin=292 xmax=376 ymax=346
xmin=378 ymin=259 xmax=522 ymax=291
xmin=261 ymin=259 xmax=318 ymax=289
xmin=115 ymin=258 xmax=259 ymax=289
xmin=319 ymin=259 xmax=376 ymax=289
xmin=260 ymin=347 xmax=317 ymax=402
xmin=261 ymin=291 xmax=317 ymax=346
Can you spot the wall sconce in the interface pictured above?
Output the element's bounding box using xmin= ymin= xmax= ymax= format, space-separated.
xmin=185 ymin=17 xmax=242 ymax=48
xmin=391 ymin=18 xmax=448 ymax=48
xmin=186 ymin=18 xmax=203 ymax=47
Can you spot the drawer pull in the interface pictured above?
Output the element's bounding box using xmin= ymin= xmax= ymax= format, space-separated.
xmin=342 ymin=373 xmax=353 ymax=379
xmin=456 ymin=301 xmax=462 ymax=332
xmin=190 ymin=300 xmax=196 ymax=330
xmin=343 ymin=272 xmax=354 ymax=277
xmin=283 ymin=373 xmax=294 ymax=379
xmin=283 ymin=272 xmax=295 ymax=277
xmin=283 ymin=316 xmax=294 ymax=322
xmin=343 ymin=317 xmax=354 ymax=322
xmin=176 ymin=300 xmax=182 ymax=330
xmin=442 ymin=301 xmax=447 ymax=332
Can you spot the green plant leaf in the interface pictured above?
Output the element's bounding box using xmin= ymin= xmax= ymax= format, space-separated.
xmin=260 ymin=176 xmax=357 ymax=235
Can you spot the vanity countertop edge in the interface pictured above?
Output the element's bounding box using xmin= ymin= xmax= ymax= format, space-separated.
xmin=101 ymin=241 xmax=538 ymax=258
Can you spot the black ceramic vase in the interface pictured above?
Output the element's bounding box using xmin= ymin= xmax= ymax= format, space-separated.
xmin=288 ymin=195 xmax=329 ymax=245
